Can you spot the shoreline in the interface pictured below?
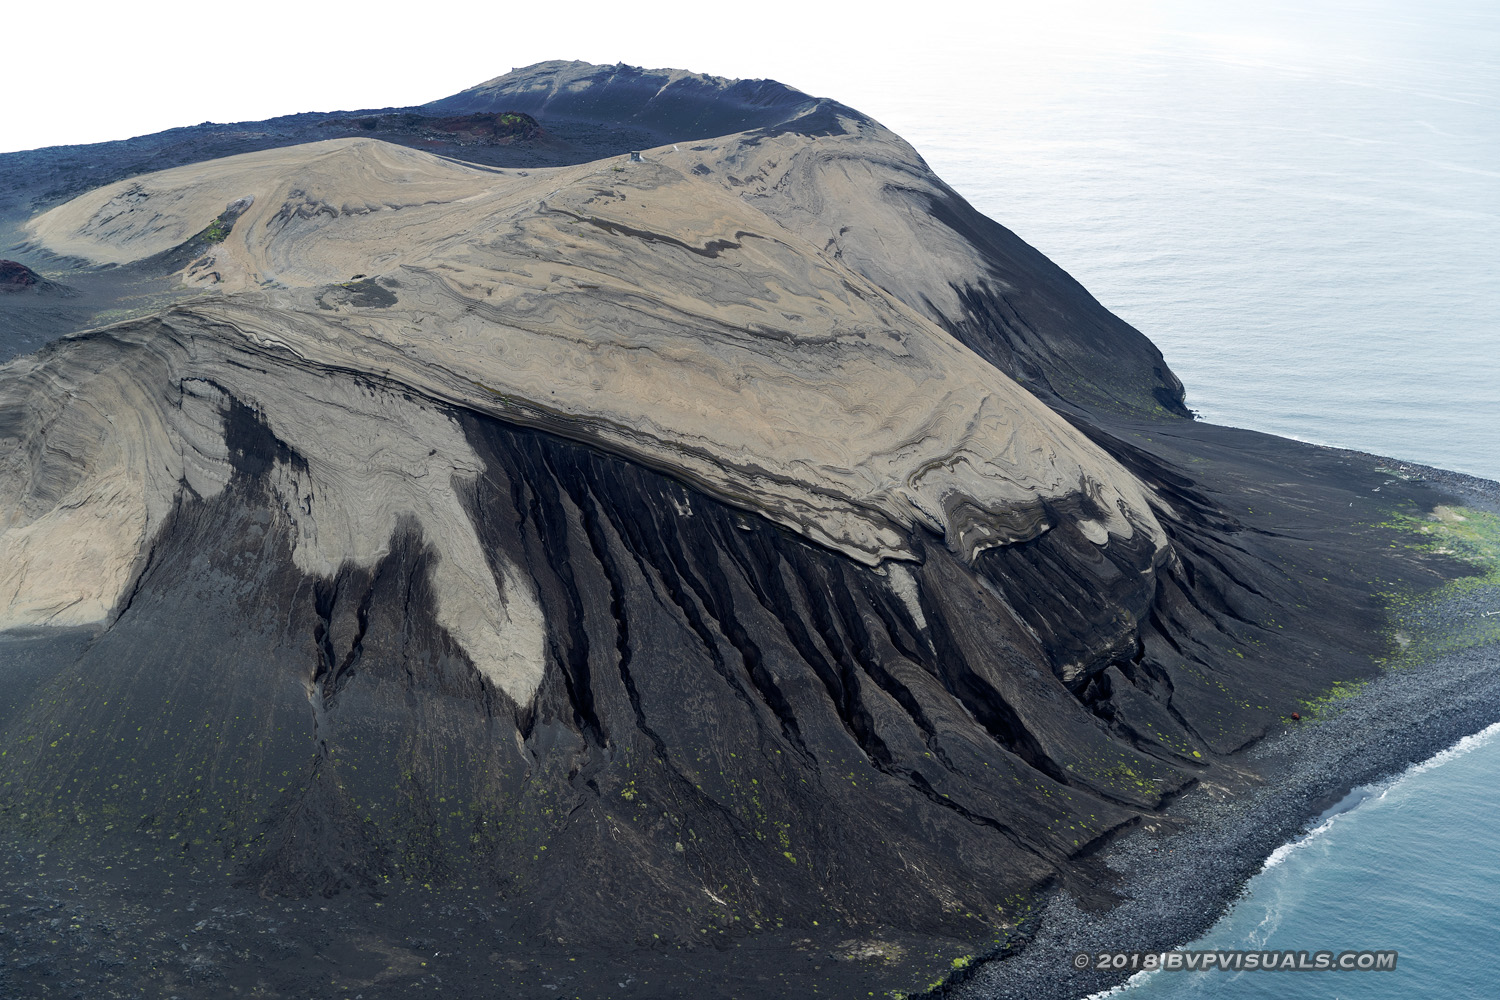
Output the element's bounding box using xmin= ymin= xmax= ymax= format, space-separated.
xmin=946 ymin=464 xmax=1500 ymax=1000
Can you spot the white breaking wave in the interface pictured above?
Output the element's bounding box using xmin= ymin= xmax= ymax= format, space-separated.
xmin=1090 ymin=721 xmax=1500 ymax=997
xmin=1403 ymin=719 xmax=1500 ymax=778
xmin=1082 ymin=968 xmax=1160 ymax=999
xmin=1262 ymin=720 xmax=1500 ymax=872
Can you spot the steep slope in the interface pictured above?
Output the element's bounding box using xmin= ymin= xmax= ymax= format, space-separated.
xmin=2 ymin=127 xmax=1190 ymax=959
xmin=0 ymin=63 xmax=1484 ymax=1000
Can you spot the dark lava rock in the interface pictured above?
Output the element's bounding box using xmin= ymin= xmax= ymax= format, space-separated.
xmin=0 ymin=259 xmax=41 ymax=291
xmin=340 ymin=110 xmax=549 ymax=145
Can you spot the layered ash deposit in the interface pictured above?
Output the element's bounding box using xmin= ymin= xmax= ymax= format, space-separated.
xmin=0 ymin=61 xmax=1483 ymax=999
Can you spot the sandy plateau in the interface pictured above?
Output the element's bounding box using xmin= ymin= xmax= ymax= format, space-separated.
xmin=8 ymin=133 xmax=1167 ymax=699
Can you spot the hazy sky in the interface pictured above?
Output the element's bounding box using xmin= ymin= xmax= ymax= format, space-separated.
xmin=0 ymin=0 xmax=1380 ymax=153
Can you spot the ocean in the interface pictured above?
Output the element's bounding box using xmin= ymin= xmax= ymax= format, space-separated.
xmin=844 ymin=1 xmax=1499 ymax=997
xmin=1105 ymin=723 xmax=1500 ymax=999
xmin=849 ymin=0 xmax=1499 ymax=483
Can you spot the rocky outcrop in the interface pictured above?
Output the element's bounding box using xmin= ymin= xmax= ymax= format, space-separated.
xmin=338 ymin=110 xmax=550 ymax=145
xmin=0 ymin=260 xmax=40 ymax=291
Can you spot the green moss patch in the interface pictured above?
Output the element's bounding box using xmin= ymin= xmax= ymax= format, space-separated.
xmin=203 ymin=216 xmax=231 ymax=243
xmin=1299 ymin=678 xmax=1369 ymax=720
xmin=1378 ymin=505 xmax=1500 ymax=668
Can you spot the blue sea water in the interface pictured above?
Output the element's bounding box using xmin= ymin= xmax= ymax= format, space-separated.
xmin=1097 ymin=724 xmax=1500 ymax=1000
xmin=852 ymin=0 xmax=1500 ymax=482
xmin=834 ymin=2 xmax=1500 ymax=997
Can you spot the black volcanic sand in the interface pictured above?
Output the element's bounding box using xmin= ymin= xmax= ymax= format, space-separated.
xmin=0 ymin=844 xmax=972 ymax=999
xmin=0 ymin=442 xmax=1492 ymax=1000
xmin=946 ymin=468 xmax=1500 ymax=1000
xmin=0 ymin=258 xmax=185 ymax=365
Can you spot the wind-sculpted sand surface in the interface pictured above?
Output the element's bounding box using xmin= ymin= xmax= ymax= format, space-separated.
xmin=11 ymin=134 xmax=1167 ymax=682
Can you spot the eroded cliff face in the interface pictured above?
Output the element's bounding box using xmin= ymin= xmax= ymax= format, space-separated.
xmin=0 ymin=61 xmax=1460 ymax=997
